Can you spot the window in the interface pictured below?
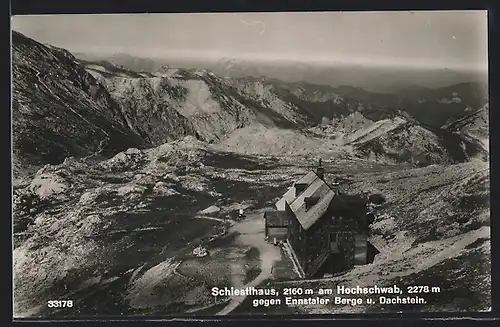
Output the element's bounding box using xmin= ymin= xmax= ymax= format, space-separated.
xmin=330 ymin=232 xmax=339 ymax=252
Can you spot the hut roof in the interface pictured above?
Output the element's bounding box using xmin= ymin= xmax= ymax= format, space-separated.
xmin=275 ymin=171 xmax=319 ymax=210
xmin=289 ymin=178 xmax=335 ymax=230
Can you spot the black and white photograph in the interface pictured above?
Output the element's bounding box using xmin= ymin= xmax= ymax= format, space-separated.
xmin=11 ymin=11 xmax=490 ymax=318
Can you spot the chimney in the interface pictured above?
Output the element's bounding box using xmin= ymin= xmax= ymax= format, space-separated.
xmin=294 ymin=183 xmax=308 ymax=197
xmin=316 ymin=158 xmax=325 ymax=179
xmin=304 ymin=196 xmax=320 ymax=211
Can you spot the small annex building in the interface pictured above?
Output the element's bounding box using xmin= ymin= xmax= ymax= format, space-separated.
xmin=264 ymin=210 xmax=288 ymax=244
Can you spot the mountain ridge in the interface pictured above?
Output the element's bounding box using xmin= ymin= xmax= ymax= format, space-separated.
xmin=12 ymin=31 xmax=148 ymax=178
xmin=72 ymin=51 xmax=488 ymax=93
xmin=12 ymin=31 xmax=488 ymax=177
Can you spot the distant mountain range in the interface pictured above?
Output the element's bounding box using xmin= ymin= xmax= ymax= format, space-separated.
xmin=74 ymin=52 xmax=488 ymax=93
xmin=12 ymin=31 xmax=489 ymax=178
xmin=237 ymin=77 xmax=488 ymax=129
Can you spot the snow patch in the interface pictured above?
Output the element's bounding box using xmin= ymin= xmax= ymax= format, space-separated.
xmin=177 ymin=80 xmax=221 ymax=116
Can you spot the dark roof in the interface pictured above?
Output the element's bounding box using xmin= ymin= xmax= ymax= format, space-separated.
xmin=265 ymin=211 xmax=288 ymax=227
xmin=289 ymin=177 xmax=335 ymax=230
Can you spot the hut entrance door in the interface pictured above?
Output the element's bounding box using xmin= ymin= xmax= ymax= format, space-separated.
xmin=330 ymin=232 xmax=339 ymax=253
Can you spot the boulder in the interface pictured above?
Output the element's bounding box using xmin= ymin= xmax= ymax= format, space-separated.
xmin=152 ymin=182 xmax=180 ymax=196
xmin=199 ymin=205 xmax=220 ymax=215
xmin=116 ymin=184 xmax=147 ymax=200
xmin=29 ymin=172 xmax=68 ymax=200
xmin=100 ymin=148 xmax=146 ymax=171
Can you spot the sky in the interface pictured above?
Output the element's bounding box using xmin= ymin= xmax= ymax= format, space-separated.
xmin=11 ymin=11 xmax=488 ymax=70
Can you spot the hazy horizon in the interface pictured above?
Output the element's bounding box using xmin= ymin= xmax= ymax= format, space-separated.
xmin=11 ymin=11 xmax=488 ymax=71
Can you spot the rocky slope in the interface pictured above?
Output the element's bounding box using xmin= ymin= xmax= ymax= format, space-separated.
xmin=13 ymin=32 xmax=313 ymax=179
xmin=212 ymin=124 xmax=353 ymax=158
xmin=13 ymin=140 xmax=490 ymax=316
xmin=345 ymin=117 xmax=488 ymax=166
xmin=12 ymin=137 xmax=311 ymax=317
xmin=222 ymin=77 xmax=488 ymax=166
xmin=233 ymin=158 xmax=490 ymax=314
xmin=223 ymin=77 xmax=315 ymax=126
xmin=75 ymin=53 xmax=489 ymax=131
xmin=442 ymin=104 xmax=489 ymax=150
xmin=244 ymin=77 xmax=488 ymax=130
xmin=73 ymin=52 xmax=488 ymax=93
xmin=218 ymin=114 xmax=487 ymax=167
xmin=12 ymin=31 xmax=147 ymax=178
xmin=329 ymin=111 xmax=374 ymax=133
xmin=13 ymin=30 xmax=488 ymax=178
xmin=83 ymin=62 xmax=311 ymax=145
xmin=80 ymin=49 xmax=488 ymax=169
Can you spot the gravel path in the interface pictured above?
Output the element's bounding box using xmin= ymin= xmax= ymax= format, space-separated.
xmin=216 ymin=213 xmax=281 ymax=315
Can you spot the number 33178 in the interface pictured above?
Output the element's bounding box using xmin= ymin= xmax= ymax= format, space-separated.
xmin=47 ymin=300 xmax=73 ymax=308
